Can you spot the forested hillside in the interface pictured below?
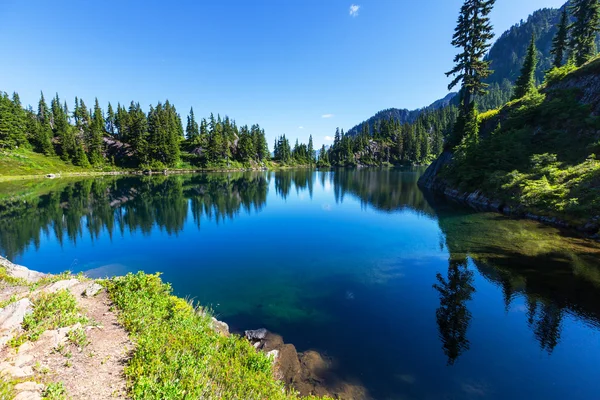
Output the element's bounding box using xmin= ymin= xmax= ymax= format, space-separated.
xmin=420 ymin=0 xmax=600 ymax=233
xmin=0 ymin=91 xmax=316 ymax=176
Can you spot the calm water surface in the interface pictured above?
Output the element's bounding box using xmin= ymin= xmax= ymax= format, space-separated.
xmin=1 ymin=169 xmax=600 ymax=399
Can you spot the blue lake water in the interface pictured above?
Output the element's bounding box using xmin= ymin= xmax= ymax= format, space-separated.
xmin=1 ymin=168 xmax=600 ymax=399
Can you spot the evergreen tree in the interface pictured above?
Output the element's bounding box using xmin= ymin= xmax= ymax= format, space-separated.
xmin=569 ymin=0 xmax=600 ymax=66
xmin=446 ymin=0 xmax=495 ymax=148
xmin=52 ymin=94 xmax=77 ymax=160
xmin=106 ymin=103 xmax=116 ymax=136
xmin=513 ymin=35 xmax=539 ymax=100
xmin=446 ymin=0 xmax=496 ymax=110
xmin=89 ymin=98 xmax=105 ymax=165
xmin=551 ymin=8 xmax=569 ymax=68
xmin=308 ymin=135 xmax=314 ymax=164
xmin=34 ymin=92 xmax=54 ymax=155
xmin=186 ymin=107 xmax=199 ymax=140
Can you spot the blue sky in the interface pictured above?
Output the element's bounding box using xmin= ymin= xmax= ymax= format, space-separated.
xmin=1 ymin=0 xmax=566 ymax=148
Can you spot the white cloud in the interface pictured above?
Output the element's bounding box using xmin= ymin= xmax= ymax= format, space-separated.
xmin=298 ymin=126 xmax=304 ymax=129
xmin=349 ymin=4 xmax=360 ymax=17
xmin=324 ymin=136 xmax=334 ymax=141
xmin=321 ymin=114 xmax=334 ymax=118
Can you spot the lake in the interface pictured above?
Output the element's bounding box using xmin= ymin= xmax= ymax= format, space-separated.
xmin=1 ymin=168 xmax=600 ymax=400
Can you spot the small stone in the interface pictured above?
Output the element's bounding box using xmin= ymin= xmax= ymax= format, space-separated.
xmin=14 ymin=354 xmax=34 ymax=367
xmin=18 ymin=342 xmax=34 ymax=353
xmin=245 ymin=328 xmax=268 ymax=341
xmin=14 ymin=391 xmax=42 ymax=400
xmin=46 ymin=279 xmax=80 ymax=293
xmin=2 ymin=365 xmax=33 ymax=378
xmin=83 ymin=282 xmax=103 ymax=297
xmin=14 ymin=382 xmax=44 ymax=392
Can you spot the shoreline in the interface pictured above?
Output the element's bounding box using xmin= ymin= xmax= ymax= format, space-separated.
xmin=0 ymin=257 xmax=366 ymax=399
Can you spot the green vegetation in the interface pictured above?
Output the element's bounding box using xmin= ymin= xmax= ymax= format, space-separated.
xmin=104 ymin=272 xmax=327 ymax=400
xmin=513 ymin=35 xmax=539 ymax=100
xmin=569 ymin=0 xmax=600 ymax=66
xmin=43 ymin=382 xmax=68 ymax=400
xmin=0 ymin=377 xmax=15 ymax=399
xmin=440 ymin=57 xmax=600 ymax=223
xmin=12 ymin=289 xmax=88 ymax=346
xmin=1 ymin=90 xmax=312 ymax=177
xmin=0 ymin=149 xmax=91 ymax=180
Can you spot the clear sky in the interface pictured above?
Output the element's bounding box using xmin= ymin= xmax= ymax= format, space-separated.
xmin=0 ymin=0 xmax=566 ymax=148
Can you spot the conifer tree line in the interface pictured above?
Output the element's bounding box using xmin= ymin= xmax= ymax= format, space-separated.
xmin=0 ymin=91 xmax=300 ymax=169
xmin=317 ymin=106 xmax=458 ymax=167
xmin=272 ymin=134 xmax=316 ymax=165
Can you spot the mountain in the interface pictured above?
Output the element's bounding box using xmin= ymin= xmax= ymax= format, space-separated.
xmin=347 ymin=1 xmax=600 ymax=133
xmin=346 ymin=92 xmax=457 ymax=137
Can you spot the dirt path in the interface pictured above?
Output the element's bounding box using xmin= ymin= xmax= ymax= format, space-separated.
xmin=0 ymin=259 xmax=133 ymax=400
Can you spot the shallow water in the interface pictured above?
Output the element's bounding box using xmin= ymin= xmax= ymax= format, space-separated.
xmin=2 ymin=168 xmax=600 ymax=400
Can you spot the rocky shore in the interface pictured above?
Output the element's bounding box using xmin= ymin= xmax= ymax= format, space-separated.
xmin=0 ymin=258 xmax=367 ymax=400
xmin=418 ymin=151 xmax=600 ymax=240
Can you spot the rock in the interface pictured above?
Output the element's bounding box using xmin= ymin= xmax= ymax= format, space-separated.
xmin=14 ymin=382 xmax=44 ymax=392
xmin=14 ymin=391 xmax=42 ymax=400
xmin=46 ymin=279 xmax=80 ymax=293
xmin=266 ymin=349 xmax=279 ymax=364
xmin=0 ymin=257 xmax=45 ymax=282
xmin=1 ymin=365 xmax=33 ymax=378
xmin=210 ymin=317 xmax=229 ymax=336
xmin=14 ymin=353 xmax=34 ymax=367
xmin=83 ymin=282 xmax=103 ymax=297
xmin=245 ymin=328 xmax=268 ymax=341
xmin=0 ymin=298 xmax=32 ymax=332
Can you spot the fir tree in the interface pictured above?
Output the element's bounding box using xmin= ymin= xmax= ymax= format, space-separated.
xmin=446 ymin=0 xmax=496 ymax=148
xmin=569 ymin=0 xmax=600 ymax=66
xmin=513 ymin=34 xmax=538 ymax=100
xmin=308 ymin=135 xmax=314 ymax=164
xmin=446 ymin=0 xmax=496 ymax=109
xmin=186 ymin=107 xmax=199 ymax=140
xmin=106 ymin=103 xmax=116 ymax=136
xmin=550 ymin=8 xmax=569 ymax=68
xmin=89 ymin=98 xmax=105 ymax=165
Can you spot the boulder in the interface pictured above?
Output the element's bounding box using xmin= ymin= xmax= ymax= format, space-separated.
xmin=83 ymin=282 xmax=103 ymax=297
xmin=46 ymin=279 xmax=80 ymax=293
xmin=0 ymin=298 xmax=32 ymax=333
xmin=210 ymin=317 xmax=229 ymax=336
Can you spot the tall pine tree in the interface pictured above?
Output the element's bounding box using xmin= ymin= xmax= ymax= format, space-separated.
xmin=446 ymin=0 xmax=496 ymax=148
xmin=513 ymin=35 xmax=538 ymax=100
xmin=550 ymin=8 xmax=569 ymax=68
xmin=569 ymin=0 xmax=600 ymax=67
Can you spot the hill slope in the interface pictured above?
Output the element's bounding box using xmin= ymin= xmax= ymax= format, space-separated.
xmin=419 ymin=58 xmax=600 ymax=235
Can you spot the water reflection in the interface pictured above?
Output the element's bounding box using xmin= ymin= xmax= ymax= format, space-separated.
xmin=1 ymin=169 xmax=600 ymax=391
xmin=433 ymin=255 xmax=475 ymax=365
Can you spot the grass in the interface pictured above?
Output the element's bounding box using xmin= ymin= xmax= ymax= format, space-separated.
xmin=0 ymin=149 xmax=88 ymax=179
xmin=104 ymin=272 xmax=329 ymax=400
xmin=0 ymin=266 xmax=26 ymax=286
xmin=10 ymin=289 xmax=88 ymax=347
xmin=0 ymin=377 xmax=15 ymax=399
xmin=43 ymin=382 xmax=68 ymax=399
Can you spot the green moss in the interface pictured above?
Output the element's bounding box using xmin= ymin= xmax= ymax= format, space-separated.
xmin=104 ymin=272 xmax=329 ymax=400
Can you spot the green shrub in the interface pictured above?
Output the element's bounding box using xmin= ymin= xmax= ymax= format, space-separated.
xmin=105 ymin=272 xmax=329 ymax=400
